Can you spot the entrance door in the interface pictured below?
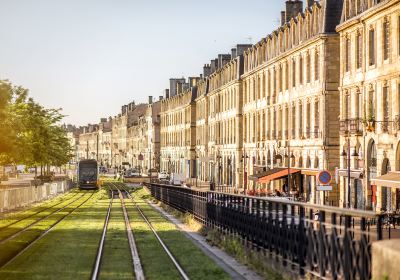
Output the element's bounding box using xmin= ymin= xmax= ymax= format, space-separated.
xmin=355 ymin=179 xmax=364 ymax=209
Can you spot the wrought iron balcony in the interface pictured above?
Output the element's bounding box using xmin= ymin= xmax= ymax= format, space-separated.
xmin=340 ymin=118 xmax=363 ymax=135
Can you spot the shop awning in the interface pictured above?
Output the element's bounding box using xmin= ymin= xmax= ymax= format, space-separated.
xmin=249 ymin=168 xmax=300 ymax=184
xmin=371 ymin=172 xmax=400 ymax=188
xmin=338 ymin=169 xmax=363 ymax=179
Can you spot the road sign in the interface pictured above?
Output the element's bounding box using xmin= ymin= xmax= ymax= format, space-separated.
xmin=318 ymin=170 xmax=332 ymax=185
xmin=317 ymin=185 xmax=333 ymax=191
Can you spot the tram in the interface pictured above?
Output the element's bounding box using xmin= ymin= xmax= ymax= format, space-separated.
xmin=77 ymin=159 xmax=99 ymax=189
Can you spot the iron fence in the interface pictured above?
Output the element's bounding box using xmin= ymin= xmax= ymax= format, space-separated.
xmin=146 ymin=183 xmax=385 ymax=280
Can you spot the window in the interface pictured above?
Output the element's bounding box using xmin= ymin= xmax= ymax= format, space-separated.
xmin=369 ymin=28 xmax=376 ymax=66
xmin=383 ymin=85 xmax=390 ymax=120
xmin=356 ymin=33 xmax=362 ymax=69
xmin=383 ymin=84 xmax=390 ymax=132
xmin=383 ymin=19 xmax=390 ymax=60
xmin=285 ymin=62 xmax=289 ymax=91
xmin=368 ymin=87 xmax=375 ymax=119
xmin=315 ymin=51 xmax=320 ymax=80
xmin=273 ymin=68 xmax=277 ymax=98
xmin=299 ymin=102 xmax=303 ymax=136
xmin=314 ymin=100 xmax=320 ymax=132
xmin=358 ymin=91 xmax=363 ymax=119
xmin=291 ymin=105 xmax=296 ymax=139
xmin=345 ymin=36 xmax=351 ymax=72
xmin=306 ymin=53 xmax=311 ymax=83
xmin=300 ymin=56 xmax=303 ymax=85
xmin=398 ymin=16 xmax=400 ymax=55
xmin=292 ymin=59 xmax=296 ymax=88
xmin=345 ymin=93 xmax=351 ymax=119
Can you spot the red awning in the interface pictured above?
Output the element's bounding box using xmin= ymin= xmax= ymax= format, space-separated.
xmin=258 ymin=168 xmax=300 ymax=184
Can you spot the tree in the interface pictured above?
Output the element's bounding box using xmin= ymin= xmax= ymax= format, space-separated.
xmin=0 ymin=80 xmax=74 ymax=178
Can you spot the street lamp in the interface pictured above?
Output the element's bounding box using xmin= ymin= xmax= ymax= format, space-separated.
xmin=341 ymin=141 xmax=359 ymax=208
xmin=242 ymin=152 xmax=249 ymax=194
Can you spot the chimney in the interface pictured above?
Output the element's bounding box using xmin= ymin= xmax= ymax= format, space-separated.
xmin=307 ymin=0 xmax=314 ymax=8
xmin=210 ymin=59 xmax=218 ymax=73
xmin=218 ymin=54 xmax=231 ymax=69
xmin=286 ymin=0 xmax=303 ymax=22
xmin=148 ymin=96 xmax=153 ymax=104
xmin=203 ymin=64 xmax=211 ymax=77
xmin=281 ymin=11 xmax=286 ymax=25
xmin=164 ymin=89 xmax=169 ymax=99
xmin=177 ymin=82 xmax=183 ymax=95
xmin=231 ymin=48 xmax=237 ymax=58
xmin=236 ymin=44 xmax=253 ymax=57
xmin=159 ymin=96 xmax=163 ymax=101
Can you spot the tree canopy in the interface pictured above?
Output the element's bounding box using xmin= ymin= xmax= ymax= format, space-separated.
xmin=0 ymin=80 xmax=73 ymax=169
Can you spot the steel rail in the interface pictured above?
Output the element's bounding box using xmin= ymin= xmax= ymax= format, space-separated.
xmin=115 ymin=183 xmax=190 ymax=280
xmin=0 ymin=192 xmax=96 ymax=269
xmin=0 ymin=193 xmax=86 ymax=245
xmin=0 ymin=191 xmax=80 ymax=231
xmin=117 ymin=188 xmax=145 ymax=280
xmin=91 ymin=190 xmax=113 ymax=280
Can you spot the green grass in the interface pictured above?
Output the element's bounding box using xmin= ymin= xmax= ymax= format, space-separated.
xmin=124 ymin=198 xmax=182 ymax=280
xmin=0 ymin=192 xmax=84 ymax=242
xmin=127 ymin=185 xmax=230 ymax=280
xmin=0 ymin=189 xmax=79 ymax=229
xmin=0 ymin=190 xmax=107 ymax=280
xmin=0 ymin=191 xmax=94 ymax=268
xmin=99 ymin=198 xmax=135 ymax=280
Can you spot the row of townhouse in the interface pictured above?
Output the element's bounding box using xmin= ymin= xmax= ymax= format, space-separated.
xmin=70 ymin=99 xmax=161 ymax=175
xmin=70 ymin=0 xmax=400 ymax=211
xmin=159 ymin=0 xmax=400 ymax=211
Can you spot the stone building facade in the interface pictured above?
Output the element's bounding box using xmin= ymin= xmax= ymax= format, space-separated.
xmin=205 ymin=46 xmax=251 ymax=189
xmin=337 ymin=0 xmax=400 ymax=210
xmin=160 ymin=82 xmax=198 ymax=179
xmin=239 ymin=0 xmax=343 ymax=204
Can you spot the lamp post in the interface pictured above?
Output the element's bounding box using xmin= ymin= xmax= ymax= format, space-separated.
xmin=242 ymin=151 xmax=249 ymax=194
xmin=341 ymin=134 xmax=359 ymax=208
xmin=195 ymin=148 xmax=200 ymax=188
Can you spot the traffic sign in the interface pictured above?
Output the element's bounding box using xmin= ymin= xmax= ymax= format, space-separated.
xmin=317 ymin=185 xmax=333 ymax=191
xmin=318 ymin=170 xmax=332 ymax=185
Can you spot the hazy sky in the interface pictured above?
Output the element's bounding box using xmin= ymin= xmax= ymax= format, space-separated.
xmin=0 ymin=0 xmax=282 ymax=125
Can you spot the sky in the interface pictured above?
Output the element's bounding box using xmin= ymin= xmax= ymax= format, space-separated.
xmin=0 ymin=0 xmax=282 ymax=126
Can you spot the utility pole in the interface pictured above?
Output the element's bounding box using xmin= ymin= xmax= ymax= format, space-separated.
xmin=86 ymin=141 xmax=89 ymax=159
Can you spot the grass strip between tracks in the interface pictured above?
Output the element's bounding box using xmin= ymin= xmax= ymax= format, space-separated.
xmin=98 ymin=196 xmax=135 ymax=280
xmin=0 ymin=189 xmax=79 ymax=229
xmin=0 ymin=191 xmax=82 ymax=242
xmin=0 ymin=189 xmax=107 ymax=280
xmin=124 ymin=184 xmax=230 ymax=280
xmin=124 ymin=194 xmax=182 ymax=280
xmin=0 ymin=191 xmax=94 ymax=268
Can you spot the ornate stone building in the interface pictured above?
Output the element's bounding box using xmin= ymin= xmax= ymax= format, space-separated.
xmin=205 ymin=46 xmax=251 ymax=189
xmin=195 ymin=77 xmax=210 ymax=182
xmin=241 ymin=0 xmax=343 ymax=204
xmin=160 ymin=79 xmax=199 ymax=178
xmin=337 ymin=0 xmax=400 ymax=210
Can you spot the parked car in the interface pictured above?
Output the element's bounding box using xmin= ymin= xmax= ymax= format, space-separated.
xmin=158 ymin=172 xmax=169 ymax=181
xmin=124 ymin=169 xmax=138 ymax=178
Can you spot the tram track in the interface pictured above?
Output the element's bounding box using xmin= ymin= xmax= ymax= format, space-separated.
xmin=0 ymin=192 xmax=85 ymax=245
xmin=0 ymin=190 xmax=80 ymax=231
xmin=0 ymin=191 xmax=96 ymax=269
xmin=111 ymin=182 xmax=190 ymax=280
xmin=92 ymin=184 xmax=144 ymax=280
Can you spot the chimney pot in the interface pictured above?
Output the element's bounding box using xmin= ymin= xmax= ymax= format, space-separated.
xmin=286 ymin=0 xmax=303 ymax=22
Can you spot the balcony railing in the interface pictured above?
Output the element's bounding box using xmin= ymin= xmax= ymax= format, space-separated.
xmin=340 ymin=118 xmax=363 ymax=135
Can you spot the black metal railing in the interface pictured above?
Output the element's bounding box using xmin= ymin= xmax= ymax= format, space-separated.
xmin=146 ymin=183 xmax=385 ymax=280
